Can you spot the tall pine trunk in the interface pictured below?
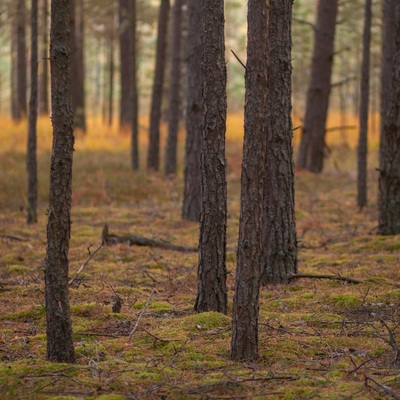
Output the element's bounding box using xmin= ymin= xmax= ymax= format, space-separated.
xmin=195 ymin=0 xmax=227 ymax=314
xmin=27 ymin=0 xmax=39 ymax=224
xmin=297 ymin=0 xmax=338 ymax=173
xmin=16 ymin=0 xmax=27 ymax=119
xmin=38 ymin=0 xmax=49 ymax=115
xmin=131 ymin=0 xmax=139 ymax=170
xmin=357 ymin=0 xmax=372 ymax=209
xmin=261 ymin=0 xmax=297 ymax=285
xmin=182 ymin=0 xmax=202 ymax=221
xmin=165 ymin=0 xmax=184 ymax=175
xmin=147 ymin=0 xmax=170 ymax=171
xmin=45 ymin=0 xmax=75 ymax=364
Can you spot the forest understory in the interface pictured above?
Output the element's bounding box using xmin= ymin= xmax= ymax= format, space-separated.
xmin=1 ymin=116 xmax=399 ymax=399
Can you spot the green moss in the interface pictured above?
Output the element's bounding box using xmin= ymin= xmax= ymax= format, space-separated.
xmin=329 ymin=294 xmax=360 ymax=309
xmin=71 ymin=303 xmax=111 ymax=318
xmin=181 ymin=312 xmax=231 ymax=330
xmin=96 ymin=395 xmax=127 ymax=400
xmin=132 ymin=301 xmax=173 ymax=313
xmin=302 ymin=293 xmax=314 ymax=299
xmin=2 ymin=305 xmax=45 ymax=321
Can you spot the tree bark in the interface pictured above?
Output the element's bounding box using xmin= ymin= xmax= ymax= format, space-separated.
xmin=27 ymin=0 xmax=39 ymax=224
xmin=11 ymin=19 xmax=19 ymax=121
xmin=182 ymin=0 xmax=202 ymax=221
xmin=378 ymin=2 xmax=400 ymax=235
xmin=195 ymin=0 xmax=227 ymax=314
xmin=45 ymin=0 xmax=75 ymax=363
xmin=38 ymin=0 xmax=49 ymax=115
xmin=357 ymin=0 xmax=372 ymax=209
xmin=16 ymin=0 xmax=27 ymax=119
xmin=165 ymin=0 xmax=184 ymax=175
xmin=296 ymin=0 xmax=338 ymax=173
xmin=108 ymin=33 xmax=115 ymax=127
xmin=147 ymin=0 xmax=170 ymax=171
xmin=261 ymin=0 xmax=297 ymax=285
xmin=131 ymin=0 xmax=139 ymax=170
xmin=231 ymin=0 xmax=270 ymax=362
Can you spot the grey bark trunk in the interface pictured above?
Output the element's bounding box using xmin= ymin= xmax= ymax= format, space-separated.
xmin=38 ymin=0 xmax=49 ymax=115
xmin=11 ymin=20 xmax=19 ymax=121
xmin=17 ymin=0 xmax=27 ymax=119
xmin=147 ymin=0 xmax=170 ymax=171
xmin=296 ymin=0 xmax=338 ymax=173
xmin=194 ymin=0 xmax=227 ymax=314
xmin=357 ymin=0 xmax=372 ymax=209
xmin=27 ymin=0 xmax=39 ymax=224
xmin=182 ymin=0 xmax=202 ymax=221
xmin=45 ymin=0 xmax=75 ymax=363
xmin=131 ymin=0 xmax=139 ymax=170
xmin=231 ymin=0 xmax=270 ymax=362
xmin=108 ymin=33 xmax=114 ymax=127
xmin=165 ymin=0 xmax=184 ymax=175
xmin=261 ymin=0 xmax=297 ymax=285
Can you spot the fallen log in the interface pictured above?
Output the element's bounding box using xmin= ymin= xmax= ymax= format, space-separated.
xmin=102 ymin=224 xmax=197 ymax=253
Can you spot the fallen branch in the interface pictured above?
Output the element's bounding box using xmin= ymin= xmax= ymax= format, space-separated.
xmin=128 ymin=288 xmax=156 ymax=340
xmin=287 ymin=273 xmax=362 ymax=284
xmin=0 ymin=233 xmax=28 ymax=242
xmin=365 ymin=375 xmax=400 ymax=400
xmin=102 ymin=224 xmax=197 ymax=252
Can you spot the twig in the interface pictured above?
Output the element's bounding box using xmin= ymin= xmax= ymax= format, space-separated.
xmin=287 ymin=273 xmax=362 ymax=284
xmin=0 ymin=233 xmax=28 ymax=242
xmin=347 ymin=356 xmax=379 ymax=374
xmin=292 ymin=125 xmax=302 ymax=132
xmin=230 ymin=50 xmax=246 ymax=70
xmin=69 ymin=242 xmax=104 ymax=285
xmin=128 ymin=288 xmax=156 ymax=340
xmin=365 ymin=375 xmax=400 ymax=400
xmin=379 ymin=319 xmax=400 ymax=365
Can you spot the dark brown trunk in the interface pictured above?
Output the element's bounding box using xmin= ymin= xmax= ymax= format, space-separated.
xmin=45 ymin=0 xmax=75 ymax=363
xmin=17 ymin=0 xmax=27 ymax=119
xmin=378 ymin=2 xmax=400 ymax=235
xmin=231 ymin=0 xmax=270 ymax=362
xmin=11 ymin=21 xmax=19 ymax=121
xmin=108 ymin=34 xmax=115 ymax=127
xmin=38 ymin=0 xmax=49 ymax=115
xmin=357 ymin=0 xmax=372 ymax=209
xmin=261 ymin=0 xmax=297 ymax=285
xmin=182 ymin=0 xmax=202 ymax=221
xmin=195 ymin=0 xmax=227 ymax=314
xmin=27 ymin=0 xmax=39 ymax=224
xmin=165 ymin=0 xmax=184 ymax=176
xmin=296 ymin=0 xmax=338 ymax=172
xmin=147 ymin=0 xmax=170 ymax=171
xmin=119 ymin=0 xmax=132 ymax=128
xmin=131 ymin=0 xmax=139 ymax=170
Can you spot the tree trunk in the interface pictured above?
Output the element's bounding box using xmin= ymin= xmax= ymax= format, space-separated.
xmin=119 ymin=0 xmax=132 ymax=129
xmin=165 ymin=0 xmax=184 ymax=176
xmin=378 ymin=2 xmax=400 ymax=235
xmin=357 ymin=0 xmax=372 ymax=209
xmin=69 ymin=0 xmax=86 ymax=132
xmin=27 ymin=0 xmax=39 ymax=225
xmin=16 ymin=0 xmax=27 ymax=119
xmin=261 ymin=0 xmax=297 ymax=285
xmin=231 ymin=0 xmax=270 ymax=362
xmin=45 ymin=0 xmax=75 ymax=363
xmin=108 ymin=34 xmax=115 ymax=127
xmin=11 ymin=21 xmax=19 ymax=121
xmin=195 ymin=0 xmax=227 ymax=314
xmin=147 ymin=0 xmax=170 ymax=171
xmin=38 ymin=0 xmax=49 ymax=115
xmin=131 ymin=0 xmax=139 ymax=170
xmin=182 ymin=0 xmax=202 ymax=221
xmin=296 ymin=0 xmax=338 ymax=173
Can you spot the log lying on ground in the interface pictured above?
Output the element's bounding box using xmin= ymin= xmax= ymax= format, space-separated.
xmin=102 ymin=224 xmax=197 ymax=252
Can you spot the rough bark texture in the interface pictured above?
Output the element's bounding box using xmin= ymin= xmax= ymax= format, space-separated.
xmin=69 ymin=0 xmax=86 ymax=131
xmin=165 ymin=0 xmax=184 ymax=175
xmin=11 ymin=18 xmax=19 ymax=120
xmin=182 ymin=0 xmax=202 ymax=221
xmin=16 ymin=0 xmax=27 ymax=119
xmin=357 ymin=0 xmax=372 ymax=209
xmin=45 ymin=0 xmax=75 ymax=363
xmin=261 ymin=0 xmax=297 ymax=285
xmin=27 ymin=0 xmax=39 ymax=224
xmin=119 ymin=0 xmax=132 ymax=128
xmin=38 ymin=0 xmax=49 ymax=115
xmin=108 ymin=33 xmax=115 ymax=127
xmin=231 ymin=0 xmax=269 ymax=362
xmin=195 ymin=0 xmax=227 ymax=314
xmin=378 ymin=3 xmax=400 ymax=235
xmin=147 ymin=0 xmax=170 ymax=171
xmin=131 ymin=0 xmax=139 ymax=170
xmin=296 ymin=0 xmax=338 ymax=173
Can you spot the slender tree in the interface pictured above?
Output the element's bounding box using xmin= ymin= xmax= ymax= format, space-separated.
xmin=27 ymin=0 xmax=39 ymax=224
xmin=378 ymin=2 xmax=400 ymax=235
xmin=182 ymin=0 xmax=202 ymax=221
xmin=11 ymin=19 xmax=19 ymax=121
xmin=357 ymin=0 xmax=372 ymax=209
xmin=45 ymin=0 xmax=76 ymax=363
xmin=38 ymin=0 xmax=49 ymax=115
xmin=261 ymin=0 xmax=297 ymax=285
xmin=296 ymin=0 xmax=338 ymax=173
xmin=165 ymin=0 xmax=184 ymax=175
xmin=195 ymin=0 xmax=227 ymax=314
xmin=16 ymin=0 xmax=27 ymax=119
xmin=231 ymin=0 xmax=270 ymax=362
xmin=147 ymin=0 xmax=170 ymax=171
xmin=108 ymin=28 xmax=115 ymax=127
xmin=131 ymin=0 xmax=139 ymax=170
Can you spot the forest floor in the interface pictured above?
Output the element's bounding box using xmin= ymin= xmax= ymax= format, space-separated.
xmin=1 ymin=116 xmax=400 ymax=399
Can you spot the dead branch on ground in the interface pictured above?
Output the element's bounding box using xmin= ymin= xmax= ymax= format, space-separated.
xmin=287 ymin=273 xmax=362 ymax=284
